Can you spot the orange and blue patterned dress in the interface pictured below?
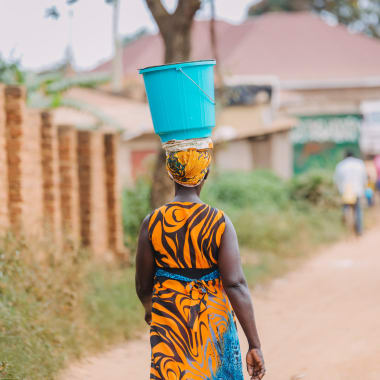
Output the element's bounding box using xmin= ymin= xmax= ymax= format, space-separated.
xmin=148 ymin=202 xmax=244 ymax=380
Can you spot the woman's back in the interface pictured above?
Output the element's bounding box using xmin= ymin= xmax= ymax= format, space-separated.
xmin=149 ymin=202 xmax=225 ymax=270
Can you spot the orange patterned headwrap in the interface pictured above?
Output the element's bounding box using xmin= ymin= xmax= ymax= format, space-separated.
xmin=166 ymin=148 xmax=211 ymax=187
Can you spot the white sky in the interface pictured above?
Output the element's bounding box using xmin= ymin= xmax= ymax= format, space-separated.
xmin=0 ymin=0 xmax=255 ymax=71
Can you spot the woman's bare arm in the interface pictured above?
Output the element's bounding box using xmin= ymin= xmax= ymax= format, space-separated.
xmin=218 ymin=215 xmax=265 ymax=379
xmin=135 ymin=215 xmax=155 ymax=324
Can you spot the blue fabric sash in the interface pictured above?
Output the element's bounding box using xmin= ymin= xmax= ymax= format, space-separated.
xmin=155 ymin=268 xmax=220 ymax=282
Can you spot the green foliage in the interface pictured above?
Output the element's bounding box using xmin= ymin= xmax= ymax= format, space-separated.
xmin=0 ymin=237 xmax=89 ymax=380
xmin=248 ymin=0 xmax=380 ymax=39
xmin=0 ymin=56 xmax=116 ymax=129
xmin=122 ymin=169 xmax=344 ymax=258
xmin=202 ymin=170 xmax=289 ymax=212
xmin=122 ymin=179 xmax=152 ymax=254
xmin=0 ymin=57 xmax=25 ymax=85
xmin=201 ymin=170 xmax=342 ymax=256
xmin=0 ymin=236 xmax=142 ymax=380
xmin=84 ymin=267 xmax=143 ymax=346
xmin=288 ymin=170 xmax=340 ymax=208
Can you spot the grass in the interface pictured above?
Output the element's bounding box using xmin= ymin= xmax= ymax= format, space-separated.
xmin=0 ymin=236 xmax=143 ymax=380
xmin=0 ymin=169 xmax=356 ymax=379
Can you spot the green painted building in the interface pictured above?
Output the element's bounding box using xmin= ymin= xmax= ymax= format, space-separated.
xmin=291 ymin=114 xmax=361 ymax=174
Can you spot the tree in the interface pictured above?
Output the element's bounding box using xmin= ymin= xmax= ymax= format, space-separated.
xmin=145 ymin=0 xmax=202 ymax=62
xmin=248 ymin=0 xmax=380 ymax=39
xmin=0 ymin=56 xmax=120 ymax=130
xmin=144 ymin=0 xmax=202 ymax=208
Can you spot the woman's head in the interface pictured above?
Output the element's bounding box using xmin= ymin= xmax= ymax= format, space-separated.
xmin=163 ymin=137 xmax=213 ymax=189
xmin=166 ymin=148 xmax=211 ymax=187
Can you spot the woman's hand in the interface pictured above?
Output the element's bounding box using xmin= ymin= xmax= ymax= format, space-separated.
xmin=246 ymin=347 xmax=265 ymax=380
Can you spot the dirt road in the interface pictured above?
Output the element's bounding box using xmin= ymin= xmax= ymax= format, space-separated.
xmin=60 ymin=225 xmax=380 ymax=380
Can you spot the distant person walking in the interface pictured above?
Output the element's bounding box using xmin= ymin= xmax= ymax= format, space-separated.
xmin=334 ymin=151 xmax=367 ymax=235
xmin=364 ymin=159 xmax=377 ymax=206
xmin=374 ymin=154 xmax=380 ymax=197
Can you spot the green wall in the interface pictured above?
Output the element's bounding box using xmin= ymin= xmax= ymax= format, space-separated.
xmin=292 ymin=114 xmax=361 ymax=174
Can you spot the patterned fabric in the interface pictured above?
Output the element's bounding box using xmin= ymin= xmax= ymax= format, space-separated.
xmin=148 ymin=202 xmax=244 ymax=380
xmin=162 ymin=137 xmax=213 ymax=153
xmin=166 ymin=149 xmax=211 ymax=187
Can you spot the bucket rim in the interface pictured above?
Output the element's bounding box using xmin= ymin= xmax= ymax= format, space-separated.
xmin=138 ymin=60 xmax=216 ymax=74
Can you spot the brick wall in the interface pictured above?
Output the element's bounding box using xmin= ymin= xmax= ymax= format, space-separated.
xmin=0 ymin=85 xmax=8 ymax=231
xmin=58 ymin=125 xmax=80 ymax=245
xmin=77 ymin=130 xmax=109 ymax=256
xmin=41 ymin=112 xmax=62 ymax=244
xmin=22 ymin=109 xmax=44 ymax=238
xmin=104 ymin=134 xmax=126 ymax=257
xmin=0 ymin=85 xmax=125 ymax=259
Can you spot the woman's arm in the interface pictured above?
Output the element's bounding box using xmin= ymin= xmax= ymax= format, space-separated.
xmin=218 ymin=215 xmax=265 ymax=380
xmin=135 ymin=215 xmax=155 ymax=325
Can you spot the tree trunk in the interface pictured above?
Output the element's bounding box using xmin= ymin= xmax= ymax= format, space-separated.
xmin=145 ymin=0 xmax=201 ymax=209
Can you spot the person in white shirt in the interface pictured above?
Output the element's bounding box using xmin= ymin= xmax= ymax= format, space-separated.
xmin=334 ymin=151 xmax=367 ymax=235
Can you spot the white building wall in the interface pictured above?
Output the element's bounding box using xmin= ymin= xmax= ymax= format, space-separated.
xmin=214 ymin=140 xmax=254 ymax=172
xmin=270 ymin=130 xmax=293 ymax=179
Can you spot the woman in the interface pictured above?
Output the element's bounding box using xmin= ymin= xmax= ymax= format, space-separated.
xmin=135 ymin=139 xmax=265 ymax=380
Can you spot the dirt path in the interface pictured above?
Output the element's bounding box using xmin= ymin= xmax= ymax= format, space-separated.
xmin=60 ymin=224 xmax=380 ymax=380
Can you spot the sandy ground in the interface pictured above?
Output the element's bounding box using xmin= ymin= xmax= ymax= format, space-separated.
xmin=60 ymin=224 xmax=380 ymax=380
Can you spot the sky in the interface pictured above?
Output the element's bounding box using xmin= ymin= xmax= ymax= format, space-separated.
xmin=0 ymin=0 xmax=255 ymax=71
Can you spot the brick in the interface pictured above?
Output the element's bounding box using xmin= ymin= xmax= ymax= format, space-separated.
xmin=104 ymin=133 xmax=127 ymax=260
xmin=77 ymin=130 xmax=108 ymax=256
xmin=58 ymin=125 xmax=80 ymax=246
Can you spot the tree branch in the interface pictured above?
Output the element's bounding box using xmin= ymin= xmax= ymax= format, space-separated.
xmin=145 ymin=0 xmax=169 ymax=22
xmin=175 ymin=0 xmax=202 ymax=22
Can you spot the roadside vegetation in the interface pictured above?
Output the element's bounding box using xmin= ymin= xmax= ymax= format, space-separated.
xmin=1 ymin=169 xmax=351 ymax=379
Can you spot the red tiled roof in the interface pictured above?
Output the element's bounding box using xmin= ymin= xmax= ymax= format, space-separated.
xmin=94 ymin=12 xmax=380 ymax=82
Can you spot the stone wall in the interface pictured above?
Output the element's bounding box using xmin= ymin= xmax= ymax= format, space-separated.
xmin=0 ymin=85 xmax=126 ymax=260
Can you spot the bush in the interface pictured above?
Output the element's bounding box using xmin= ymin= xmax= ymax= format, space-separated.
xmin=0 ymin=236 xmax=143 ymax=380
xmin=288 ymin=169 xmax=340 ymax=208
xmin=121 ymin=169 xmax=344 ymax=259
xmin=202 ymin=170 xmax=289 ymax=212
xmin=122 ymin=179 xmax=151 ymax=254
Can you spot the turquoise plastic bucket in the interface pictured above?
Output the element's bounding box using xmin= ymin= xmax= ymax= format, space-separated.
xmin=139 ymin=60 xmax=216 ymax=143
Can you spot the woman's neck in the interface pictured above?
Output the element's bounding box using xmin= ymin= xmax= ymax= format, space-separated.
xmin=172 ymin=183 xmax=202 ymax=203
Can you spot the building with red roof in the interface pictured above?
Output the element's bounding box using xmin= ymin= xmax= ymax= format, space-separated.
xmin=94 ymin=12 xmax=380 ymax=83
xmin=92 ymin=12 xmax=380 ymax=174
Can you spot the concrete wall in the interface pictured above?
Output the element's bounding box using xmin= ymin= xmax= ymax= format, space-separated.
xmin=214 ymin=130 xmax=293 ymax=179
xmin=214 ymin=139 xmax=254 ymax=171
xmin=282 ymin=86 xmax=380 ymax=116
xmin=0 ymin=85 xmax=125 ymax=260
xmin=119 ymin=134 xmax=159 ymax=188
xmin=269 ymin=130 xmax=293 ymax=179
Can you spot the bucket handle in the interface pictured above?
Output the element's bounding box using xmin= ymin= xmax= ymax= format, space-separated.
xmin=177 ymin=67 xmax=215 ymax=105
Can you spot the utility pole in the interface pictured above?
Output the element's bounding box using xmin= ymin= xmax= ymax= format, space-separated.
xmin=111 ymin=0 xmax=123 ymax=93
